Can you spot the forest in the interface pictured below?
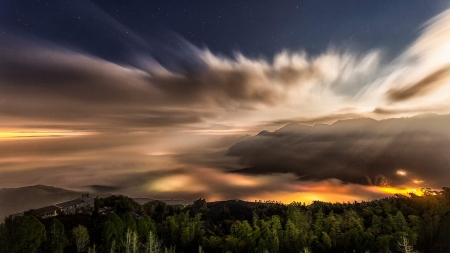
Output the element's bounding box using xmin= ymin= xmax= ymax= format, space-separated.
xmin=1 ymin=188 xmax=450 ymax=253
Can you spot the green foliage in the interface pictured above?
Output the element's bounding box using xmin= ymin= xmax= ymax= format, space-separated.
xmin=376 ymin=234 xmax=393 ymax=253
xmin=122 ymin=227 xmax=139 ymax=253
xmin=73 ymin=224 xmax=90 ymax=253
xmin=2 ymin=189 xmax=450 ymax=253
xmin=123 ymin=212 xmax=137 ymax=231
xmin=96 ymin=195 xmax=142 ymax=215
xmin=103 ymin=212 xmax=125 ymax=250
xmin=9 ymin=216 xmax=46 ymax=253
xmin=143 ymin=230 xmax=162 ymax=253
xmin=44 ymin=218 xmax=69 ymax=253
xmin=137 ymin=215 xmax=157 ymax=241
xmin=161 ymin=211 xmax=204 ymax=252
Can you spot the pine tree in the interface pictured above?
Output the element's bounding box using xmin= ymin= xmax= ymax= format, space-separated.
xmin=72 ymin=225 xmax=90 ymax=253
xmin=103 ymin=213 xmax=125 ymax=250
xmin=122 ymin=227 xmax=133 ymax=253
xmin=131 ymin=229 xmax=139 ymax=253
xmin=45 ymin=219 xmax=69 ymax=253
xmin=143 ymin=231 xmax=161 ymax=253
xmin=123 ymin=212 xmax=137 ymax=232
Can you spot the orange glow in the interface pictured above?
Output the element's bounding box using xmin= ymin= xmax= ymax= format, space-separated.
xmin=375 ymin=186 xmax=423 ymax=196
xmin=252 ymin=184 xmax=426 ymax=204
xmin=0 ymin=130 xmax=93 ymax=140
xmin=148 ymin=174 xmax=207 ymax=192
xmin=144 ymin=167 xmax=426 ymax=204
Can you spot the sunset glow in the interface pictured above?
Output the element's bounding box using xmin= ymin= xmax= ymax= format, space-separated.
xmin=0 ymin=131 xmax=93 ymax=139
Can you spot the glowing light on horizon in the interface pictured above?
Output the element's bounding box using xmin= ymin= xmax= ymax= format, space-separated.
xmin=0 ymin=131 xmax=94 ymax=139
xmin=374 ymin=186 xmax=424 ymax=196
xmin=396 ymin=170 xmax=407 ymax=176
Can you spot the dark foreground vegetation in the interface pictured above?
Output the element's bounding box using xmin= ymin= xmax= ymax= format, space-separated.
xmin=1 ymin=188 xmax=450 ymax=253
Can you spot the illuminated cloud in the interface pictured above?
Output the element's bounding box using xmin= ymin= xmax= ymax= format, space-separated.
xmin=1 ymin=7 xmax=450 ymax=204
xmin=228 ymin=114 xmax=450 ymax=188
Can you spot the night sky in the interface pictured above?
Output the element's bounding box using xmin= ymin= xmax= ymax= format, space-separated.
xmin=1 ymin=0 xmax=450 ymax=203
xmin=1 ymin=1 xmax=444 ymax=63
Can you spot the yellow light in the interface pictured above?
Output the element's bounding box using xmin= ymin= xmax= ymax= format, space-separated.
xmin=376 ymin=186 xmax=424 ymax=196
xmin=0 ymin=131 xmax=91 ymax=139
xmin=396 ymin=170 xmax=407 ymax=176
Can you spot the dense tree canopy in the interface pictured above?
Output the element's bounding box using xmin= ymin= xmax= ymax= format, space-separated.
xmin=2 ymin=190 xmax=450 ymax=252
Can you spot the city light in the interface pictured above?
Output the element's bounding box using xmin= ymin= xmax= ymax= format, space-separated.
xmin=396 ymin=170 xmax=407 ymax=176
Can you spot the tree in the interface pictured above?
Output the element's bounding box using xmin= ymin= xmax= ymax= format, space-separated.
xmin=394 ymin=211 xmax=408 ymax=233
xmin=44 ymin=219 xmax=69 ymax=253
xmin=137 ymin=215 xmax=156 ymax=241
xmin=131 ymin=229 xmax=139 ymax=253
xmin=109 ymin=240 xmax=116 ymax=253
xmin=122 ymin=227 xmax=133 ymax=253
xmin=284 ymin=219 xmax=300 ymax=253
xmin=383 ymin=214 xmax=395 ymax=235
xmin=88 ymin=244 xmax=96 ymax=253
xmin=376 ymin=234 xmax=393 ymax=253
xmin=122 ymin=227 xmax=140 ymax=253
xmin=103 ymin=213 xmax=125 ymax=250
xmin=123 ymin=212 xmax=137 ymax=232
xmin=397 ymin=236 xmax=417 ymax=253
xmin=143 ymin=231 xmax=162 ymax=253
xmin=162 ymin=211 xmax=204 ymax=252
xmin=9 ymin=216 xmax=46 ymax=253
xmin=73 ymin=225 xmax=90 ymax=253
xmin=0 ymin=223 xmax=10 ymax=253
xmin=321 ymin=232 xmax=332 ymax=250
xmin=192 ymin=198 xmax=208 ymax=213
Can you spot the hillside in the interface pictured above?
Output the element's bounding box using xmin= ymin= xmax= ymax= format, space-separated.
xmin=0 ymin=185 xmax=85 ymax=222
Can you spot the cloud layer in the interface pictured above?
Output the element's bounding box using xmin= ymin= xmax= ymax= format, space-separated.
xmin=1 ymin=8 xmax=450 ymax=203
xmin=228 ymin=114 xmax=450 ymax=188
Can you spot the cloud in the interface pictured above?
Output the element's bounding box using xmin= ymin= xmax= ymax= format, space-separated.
xmin=269 ymin=113 xmax=364 ymax=125
xmin=227 ymin=114 xmax=450 ymax=188
xmin=373 ymin=9 xmax=450 ymax=104
xmin=3 ymin=7 xmax=450 ymax=204
xmin=100 ymin=168 xmax=420 ymax=203
xmin=386 ymin=65 xmax=450 ymax=102
xmin=0 ymin=33 xmax=383 ymax=132
xmin=147 ymin=49 xmax=380 ymax=109
xmin=5 ymin=7 xmax=450 ymax=133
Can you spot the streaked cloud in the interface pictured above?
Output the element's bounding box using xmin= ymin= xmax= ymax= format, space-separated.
xmin=1 ymin=7 xmax=450 ymax=203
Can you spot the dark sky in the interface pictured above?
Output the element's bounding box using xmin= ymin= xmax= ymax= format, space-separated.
xmin=0 ymin=0 xmax=444 ymax=64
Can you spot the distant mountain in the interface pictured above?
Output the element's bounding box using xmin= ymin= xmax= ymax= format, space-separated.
xmin=133 ymin=198 xmax=192 ymax=206
xmin=228 ymin=114 xmax=450 ymax=187
xmin=83 ymin=185 xmax=121 ymax=194
xmin=0 ymin=185 xmax=85 ymax=222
